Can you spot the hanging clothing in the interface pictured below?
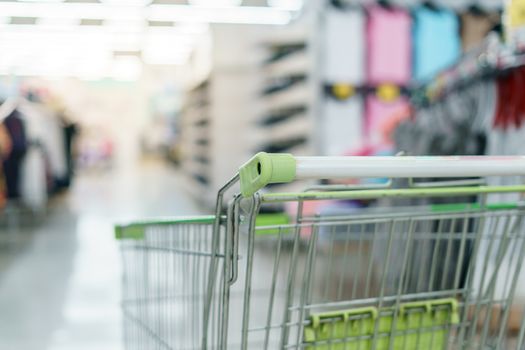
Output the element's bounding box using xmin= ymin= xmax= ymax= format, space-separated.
xmin=485 ymin=67 xmax=525 ymax=203
xmin=55 ymin=120 xmax=78 ymax=189
xmin=366 ymin=4 xmax=412 ymax=85
xmin=461 ymin=10 xmax=500 ymax=52
xmin=322 ymin=96 xmax=364 ymax=155
xmin=322 ymin=7 xmax=365 ymax=156
xmin=366 ymin=95 xmax=409 ymax=144
xmin=20 ymin=143 xmax=48 ymax=211
xmin=479 ymin=127 xmax=525 ymax=305
xmin=15 ymin=101 xmax=66 ymax=209
xmin=19 ymin=101 xmax=67 ymax=188
xmin=0 ymin=123 xmax=12 ymax=209
xmin=2 ymin=110 xmax=28 ymax=199
xmin=493 ymin=67 xmax=525 ymax=130
xmin=391 ymin=71 xmax=525 ymax=300
xmin=391 ymin=0 xmax=421 ymax=5
xmin=393 ymin=79 xmax=495 ymax=156
xmin=389 ymin=80 xmax=496 ymax=295
xmin=413 ymin=5 xmax=461 ymax=82
xmin=0 ymin=123 xmax=11 ymax=159
xmin=323 ymin=7 xmax=366 ymax=84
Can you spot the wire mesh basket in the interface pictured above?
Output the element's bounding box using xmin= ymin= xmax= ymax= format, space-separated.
xmin=116 ymin=153 xmax=525 ymax=349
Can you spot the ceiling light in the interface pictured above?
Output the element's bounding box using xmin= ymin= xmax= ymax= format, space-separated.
xmin=104 ymin=19 xmax=144 ymax=33
xmin=148 ymin=5 xmax=292 ymax=25
xmin=188 ymin=0 xmax=243 ymax=7
xmin=267 ymin=0 xmax=302 ymax=11
xmin=0 ymin=2 xmax=143 ymax=21
xmin=0 ymin=2 xmax=293 ymax=25
xmin=39 ymin=17 xmax=80 ymax=26
xmin=99 ymin=0 xmax=151 ymax=4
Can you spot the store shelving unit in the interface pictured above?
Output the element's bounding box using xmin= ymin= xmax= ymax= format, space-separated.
xmin=257 ymin=26 xmax=314 ymax=155
xmin=180 ymin=24 xmax=266 ymax=206
xmin=179 ymin=10 xmax=320 ymax=204
xmin=252 ymin=20 xmax=319 ymax=192
xmin=180 ymin=78 xmax=211 ymax=200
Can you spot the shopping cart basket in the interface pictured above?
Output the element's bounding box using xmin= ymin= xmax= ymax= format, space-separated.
xmin=116 ymin=153 xmax=525 ymax=349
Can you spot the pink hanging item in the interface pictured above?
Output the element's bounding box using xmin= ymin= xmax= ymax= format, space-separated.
xmin=367 ymin=5 xmax=412 ymax=85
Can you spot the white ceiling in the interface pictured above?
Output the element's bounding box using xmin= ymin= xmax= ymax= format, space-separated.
xmin=0 ymin=0 xmax=302 ymax=79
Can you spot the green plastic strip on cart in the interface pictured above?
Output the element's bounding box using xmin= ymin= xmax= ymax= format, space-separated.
xmin=115 ymin=216 xmax=216 ymax=240
xmin=115 ymin=213 xmax=293 ymax=240
xmin=261 ymin=185 xmax=525 ymax=203
xmin=304 ymin=299 xmax=459 ymax=350
xmin=255 ymin=213 xmax=291 ymax=235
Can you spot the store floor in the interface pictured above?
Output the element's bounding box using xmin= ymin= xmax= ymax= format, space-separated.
xmin=0 ymin=159 xmax=203 ymax=350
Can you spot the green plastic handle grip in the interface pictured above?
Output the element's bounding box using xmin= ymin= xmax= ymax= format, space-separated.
xmin=239 ymin=152 xmax=296 ymax=197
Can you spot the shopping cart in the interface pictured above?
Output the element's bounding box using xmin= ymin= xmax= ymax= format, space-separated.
xmin=116 ymin=153 xmax=525 ymax=349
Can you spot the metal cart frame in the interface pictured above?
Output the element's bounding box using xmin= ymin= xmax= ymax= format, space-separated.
xmin=116 ymin=153 xmax=525 ymax=349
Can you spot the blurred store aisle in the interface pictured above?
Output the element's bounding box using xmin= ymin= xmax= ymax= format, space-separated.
xmin=0 ymin=159 xmax=202 ymax=350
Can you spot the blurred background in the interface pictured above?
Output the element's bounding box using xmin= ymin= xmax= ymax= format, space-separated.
xmin=0 ymin=0 xmax=524 ymax=349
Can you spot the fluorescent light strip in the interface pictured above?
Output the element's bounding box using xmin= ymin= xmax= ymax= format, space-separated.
xmin=0 ymin=3 xmax=143 ymax=21
xmin=188 ymin=0 xmax=243 ymax=6
xmin=267 ymin=0 xmax=303 ymax=11
xmin=0 ymin=2 xmax=293 ymax=24
xmin=0 ymin=21 xmax=208 ymax=37
xmin=147 ymin=5 xmax=292 ymax=25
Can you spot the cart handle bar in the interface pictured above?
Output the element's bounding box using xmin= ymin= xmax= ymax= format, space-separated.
xmin=239 ymin=153 xmax=525 ymax=197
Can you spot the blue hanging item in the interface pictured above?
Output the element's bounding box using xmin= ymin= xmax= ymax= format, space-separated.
xmin=413 ymin=4 xmax=461 ymax=82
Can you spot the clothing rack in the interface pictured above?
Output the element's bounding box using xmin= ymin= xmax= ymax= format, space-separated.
xmin=411 ymin=35 xmax=525 ymax=108
xmin=330 ymin=0 xmax=502 ymax=14
xmin=0 ymin=96 xmax=78 ymax=222
xmin=0 ymin=98 xmax=18 ymax=123
xmin=317 ymin=0 xmax=503 ymax=158
xmin=392 ymin=33 xmax=525 ymax=164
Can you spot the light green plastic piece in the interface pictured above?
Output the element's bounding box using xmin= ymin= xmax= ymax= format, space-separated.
xmin=304 ymin=307 xmax=378 ymax=349
xmin=115 ymin=225 xmax=146 ymax=240
xmin=115 ymin=212 xmax=294 ymax=240
xmin=262 ymin=185 xmax=525 ymax=203
xmin=304 ymin=299 xmax=459 ymax=350
xmin=115 ymin=216 xmax=216 ymax=240
xmin=239 ymin=152 xmax=296 ymax=197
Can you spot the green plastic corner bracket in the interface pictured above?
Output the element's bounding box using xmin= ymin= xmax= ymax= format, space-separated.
xmin=239 ymin=152 xmax=296 ymax=197
xmin=115 ymin=225 xmax=145 ymax=240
